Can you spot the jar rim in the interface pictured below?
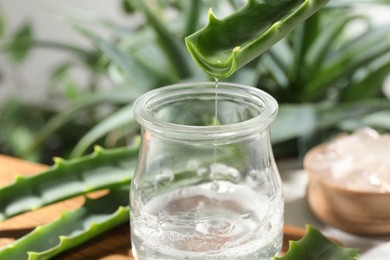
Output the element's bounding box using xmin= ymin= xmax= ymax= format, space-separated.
xmin=133 ymin=82 xmax=278 ymax=140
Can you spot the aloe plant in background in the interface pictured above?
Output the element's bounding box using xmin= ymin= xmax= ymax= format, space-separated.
xmin=0 ymin=0 xmax=389 ymax=257
xmin=1 ymin=0 xmax=389 ymax=161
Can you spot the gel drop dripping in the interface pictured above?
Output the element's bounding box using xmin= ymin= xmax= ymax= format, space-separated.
xmin=212 ymin=78 xmax=219 ymax=192
xmin=214 ymin=78 xmax=219 ymax=126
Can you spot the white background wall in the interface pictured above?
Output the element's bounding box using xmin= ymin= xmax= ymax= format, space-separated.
xmin=0 ymin=0 xmax=126 ymax=104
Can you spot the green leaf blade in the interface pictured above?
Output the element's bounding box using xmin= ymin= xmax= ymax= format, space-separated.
xmin=9 ymin=22 xmax=34 ymax=63
xmin=0 ymin=146 xmax=138 ymax=221
xmin=0 ymin=10 xmax=5 ymax=40
xmin=0 ymin=187 xmax=130 ymax=260
xmin=185 ymin=0 xmax=330 ymax=78
xmin=30 ymin=90 xmax=138 ymax=151
xmin=275 ymin=225 xmax=360 ymax=260
xmin=70 ymin=104 xmax=137 ymax=158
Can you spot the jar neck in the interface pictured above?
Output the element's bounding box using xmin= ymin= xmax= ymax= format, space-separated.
xmin=133 ymin=82 xmax=278 ymax=141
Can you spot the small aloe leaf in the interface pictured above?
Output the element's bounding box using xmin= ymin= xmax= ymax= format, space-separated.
xmin=266 ymin=40 xmax=295 ymax=80
xmin=184 ymin=0 xmax=202 ymax=36
xmin=341 ymin=111 xmax=390 ymax=132
xmin=304 ymin=14 xmax=368 ymax=75
xmin=0 ymin=145 xmax=138 ymax=221
xmin=318 ymin=99 xmax=390 ymax=129
xmin=291 ymin=12 xmax=320 ymax=75
xmin=340 ymin=54 xmax=390 ymax=101
xmin=30 ymin=90 xmax=138 ymax=150
xmin=9 ymin=22 xmax=33 ymax=63
xmin=132 ymin=0 xmax=192 ymax=79
xmin=271 ymin=100 xmax=390 ymax=144
xmin=0 ymin=187 xmax=130 ymax=260
xmin=70 ymin=104 xmax=138 ymax=158
xmin=271 ymin=104 xmax=318 ymax=144
xmin=0 ymin=39 xmax=94 ymax=63
xmin=185 ymin=0 xmax=330 ymax=78
xmin=122 ymin=0 xmax=135 ymax=14
xmin=0 ymin=10 xmax=5 ymax=40
xmin=304 ymin=26 xmax=390 ymax=98
xmin=258 ymin=52 xmax=290 ymax=89
xmin=70 ymin=25 xmax=156 ymax=89
xmin=275 ymin=225 xmax=360 ymax=260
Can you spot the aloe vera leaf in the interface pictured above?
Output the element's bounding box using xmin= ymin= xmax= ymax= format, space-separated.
xmin=0 ymin=167 xmax=226 ymax=259
xmin=0 ymin=39 xmax=93 ymax=64
xmin=70 ymin=104 xmax=137 ymax=158
xmin=7 ymin=22 xmax=34 ymax=63
xmin=275 ymin=225 xmax=359 ymax=260
xmin=0 ymin=10 xmax=4 ymax=39
xmin=30 ymin=90 xmax=139 ymax=151
xmin=340 ymin=54 xmax=390 ymax=101
xmin=304 ymin=15 xmax=368 ymax=75
xmin=259 ymin=52 xmax=290 ymax=89
xmin=0 ymin=145 xmax=138 ymax=221
xmin=291 ymin=12 xmax=320 ymax=78
xmin=0 ymin=187 xmax=130 ymax=260
xmin=271 ymin=104 xmax=317 ymax=144
xmin=271 ymin=100 xmax=390 ymax=143
xmin=132 ymin=0 xmax=192 ymax=79
xmin=70 ymin=25 xmax=162 ymax=89
xmin=107 ymin=27 xmax=174 ymax=86
xmin=184 ymin=0 xmax=202 ymax=36
xmin=304 ymin=26 xmax=390 ymax=98
xmin=185 ymin=0 xmax=330 ymax=78
xmin=267 ymin=40 xmax=295 ymax=80
xmin=319 ymin=99 xmax=390 ymax=130
xmin=341 ymin=111 xmax=390 ymax=132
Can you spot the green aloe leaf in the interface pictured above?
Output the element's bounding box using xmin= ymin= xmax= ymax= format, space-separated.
xmin=275 ymin=225 xmax=359 ymax=260
xmin=0 ymin=39 xmax=95 ymax=65
xmin=271 ymin=100 xmax=390 ymax=144
xmin=9 ymin=22 xmax=33 ymax=63
xmin=304 ymin=14 xmax=368 ymax=76
xmin=258 ymin=51 xmax=290 ymax=89
xmin=70 ymin=25 xmax=158 ymax=89
xmin=185 ymin=0 xmax=330 ymax=78
xmin=271 ymin=104 xmax=317 ymax=144
xmin=0 ymin=187 xmax=130 ymax=260
xmin=291 ymin=12 xmax=320 ymax=78
xmin=304 ymin=26 xmax=390 ymax=99
xmin=131 ymin=0 xmax=192 ymax=79
xmin=30 ymin=90 xmax=139 ymax=151
xmin=341 ymin=111 xmax=390 ymax=131
xmin=70 ymin=104 xmax=138 ymax=158
xmin=184 ymin=0 xmax=202 ymax=36
xmin=0 ymin=10 xmax=5 ymax=40
xmin=122 ymin=0 xmax=135 ymax=14
xmin=0 ymin=145 xmax=138 ymax=221
xmin=264 ymin=40 xmax=295 ymax=83
xmin=319 ymin=99 xmax=390 ymax=129
xmin=340 ymin=54 xmax=390 ymax=101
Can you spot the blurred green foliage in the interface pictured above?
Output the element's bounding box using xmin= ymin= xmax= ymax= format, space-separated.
xmin=0 ymin=0 xmax=389 ymax=162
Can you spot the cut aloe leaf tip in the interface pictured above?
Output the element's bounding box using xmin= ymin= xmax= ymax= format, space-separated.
xmin=185 ymin=0 xmax=331 ymax=78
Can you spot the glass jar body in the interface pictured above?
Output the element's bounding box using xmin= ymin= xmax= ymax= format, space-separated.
xmin=130 ymin=82 xmax=283 ymax=260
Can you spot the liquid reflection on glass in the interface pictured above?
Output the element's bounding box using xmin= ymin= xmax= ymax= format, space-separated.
xmin=131 ymin=82 xmax=284 ymax=260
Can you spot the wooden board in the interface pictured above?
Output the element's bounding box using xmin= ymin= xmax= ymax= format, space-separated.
xmin=0 ymin=154 xmax=307 ymax=259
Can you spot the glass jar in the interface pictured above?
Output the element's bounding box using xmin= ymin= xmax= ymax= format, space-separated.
xmin=131 ymin=82 xmax=283 ymax=259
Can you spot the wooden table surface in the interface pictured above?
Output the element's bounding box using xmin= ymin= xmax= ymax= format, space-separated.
xmin=0 ymin=154 xmax=307 ymax=259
